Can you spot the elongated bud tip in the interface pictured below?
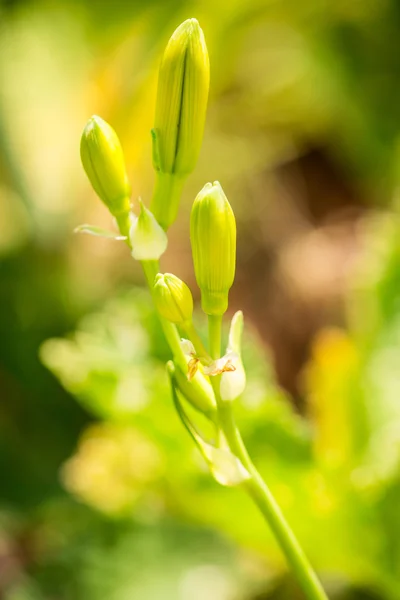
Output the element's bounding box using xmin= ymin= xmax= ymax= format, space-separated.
xmin=80 ymin=115 xmax=131 ymax=217
xmin=129 ymin=200 xmax=168 ymax=260
xmin=153 ymin=273 xmax=193 ymax=324
xmin=190 ymin=181 xmax=236 ymax=316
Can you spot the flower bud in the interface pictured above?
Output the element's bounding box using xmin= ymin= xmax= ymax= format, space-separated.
xmin=129 ymin=200 xmax=168 ymax=260
xmin=153 ymin=273 xmax=193 ymax=324
xmin=80 ymin=115 xmax=131 ymax=217
xmin=153 ymin=18 xmax=209 ymax=176
xmin=190 ymin=181 xmax=236 ymax=315
xmin=150 ymin=19 xmax=210 ymax=230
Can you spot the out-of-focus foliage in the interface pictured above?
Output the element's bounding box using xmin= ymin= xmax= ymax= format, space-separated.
xmin=39 ymin=260 xmax=400 ymax=599
xmin=2 ymin=0 xmax=400 ymax=598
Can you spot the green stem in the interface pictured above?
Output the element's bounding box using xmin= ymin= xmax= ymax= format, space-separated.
xmin=119 ymin=206 xmax=327 ymax=599
xmin=208 ymin=314 xmax=222 ymax=359
xmin=217 ymin=401 xmax=328 ymax=600
xmin=181 ymin=320 xmax=210 ymax=359
xmin=150 ymin=172 xmax=185 ymax=230
xmin=115 ymin=209 xmax=131 ymax=238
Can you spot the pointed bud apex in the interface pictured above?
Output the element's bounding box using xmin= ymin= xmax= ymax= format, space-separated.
xmin=80 ymin=116 xmax=131 ymax=217
xmin=153 ymin=273 xmax=193 ymax=324
xmin=153 ymin=18 xmax=209 ymax=176
xmin=129 ymin=200 xmax=168 ymax=260
xmin=190 ymin=181 xmax=236 ymax=315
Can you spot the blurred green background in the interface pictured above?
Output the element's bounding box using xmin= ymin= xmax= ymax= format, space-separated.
xmin=2 ymin=0 xmax=400 ymax=598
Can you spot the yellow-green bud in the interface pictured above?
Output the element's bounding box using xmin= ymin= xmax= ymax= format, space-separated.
xmin=190 ymin=181 xmax=236 ymax=315
xmin=153 ymin=18 xmax=209 ymax=176
xmin=130 ymin=200 xmax=168 ymax=260
xmin=150 ymin=19 xmax=209 ymax=231
xmin=153 ymin=273 xmax=193 ymax=324
xmin=80 ymin=115 xmax=131 ymax=217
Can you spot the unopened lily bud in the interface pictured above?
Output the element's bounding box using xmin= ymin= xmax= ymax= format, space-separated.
xmin=130 ymin=200 xmax=168 ymax=260
xmin=151 ymin=18 xmax=210 ymax=230
xmin=190 ymin=181 xmax=236 ymax=315
xmin=153 ymin=273 xmax=193 ymax=324
xmin=153 ymin=18 xmax=209 ymax=176
xmin=80 ymin=115 xmax=131 ymax=217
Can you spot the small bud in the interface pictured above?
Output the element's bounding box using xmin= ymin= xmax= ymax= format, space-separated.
xmin=130 ymin=200 xmax=168 ymax=260
xmin=153 ymin=18 xmax=209 ymax=176
xmin=80 ymin=115 xmax=131 ymax=217
xmin=153 ymin=273 xmax=193 ymax=324
xmin=190 ymin=181 xmax=236 ymax=315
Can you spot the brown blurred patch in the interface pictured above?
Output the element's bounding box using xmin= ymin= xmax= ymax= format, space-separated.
xmin=233 ymin=147 xmax=367 ymax=406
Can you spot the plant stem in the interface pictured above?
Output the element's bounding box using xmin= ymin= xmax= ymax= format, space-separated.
xmin=219 ymin=402 xmax=328 ymax=599
xmin=181 ymin=320 xmax=210 ymax=359
xmin=207 ymin=313 xmax=328 ymax=599
xmin=150 ymin=172 xmax=185 ymax=230
xmin=124 ymin=220 xmax=327 ymax=599
xmin=208 ymin=314 xmax=222 ymax=359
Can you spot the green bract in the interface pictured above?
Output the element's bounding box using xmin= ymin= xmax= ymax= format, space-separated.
xmin=190 ymin=181 xmax=236 ymax=316
xmin=151 ymin=18 xmax=210 ymax=230
xmin=129 ymin=200 xmax=168 ymax=260
xmin=153 ymin=273 xmax=193 ymax=324
xmin=80 ymin=115 xmax=131 ymax=217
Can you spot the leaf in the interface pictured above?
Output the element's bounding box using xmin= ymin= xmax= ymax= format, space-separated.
xmin=74 ymin=224 xmax=127 ymax=240
xmin=167 ymin=362 xmax=250 ymax=487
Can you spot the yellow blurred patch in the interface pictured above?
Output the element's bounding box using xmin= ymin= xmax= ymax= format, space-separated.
xmin=61 ymin=423 xmax=164 ymax=516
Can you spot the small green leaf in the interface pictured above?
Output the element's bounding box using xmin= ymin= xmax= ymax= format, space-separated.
xmin=74 ymin=224 xmax=127 ymax=240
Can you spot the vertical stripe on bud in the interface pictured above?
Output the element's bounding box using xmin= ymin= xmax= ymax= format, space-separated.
xmin=129 ymin=200 xmax=168 ymax=260
xmin=153 ymin=18 xmax=209 ymax=175
xmin=153 ymin=273 xmax=193 ymax=324
xmin=190 ymin=181 xmax=236 ymax=315
xmin=151 ymin=18 xmax=210 ymax=230
xmin=80 ymin=115 xmax=131 ymax=217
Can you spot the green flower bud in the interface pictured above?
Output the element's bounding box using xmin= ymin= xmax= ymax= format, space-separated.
xmin=153 ymin=18 xmax=209 ymax=176
xmin=150 ymin=19 xmax=210 ymax=230
xmin=190 ymin=181 xmax=236 ymax=315
xmin=80 ymin=115 xmax=131 ymax=217
xmin=130 ymin=200 xmax=168 ymax=260
xmin=153 ymin=273 xmax=193 ymax=324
